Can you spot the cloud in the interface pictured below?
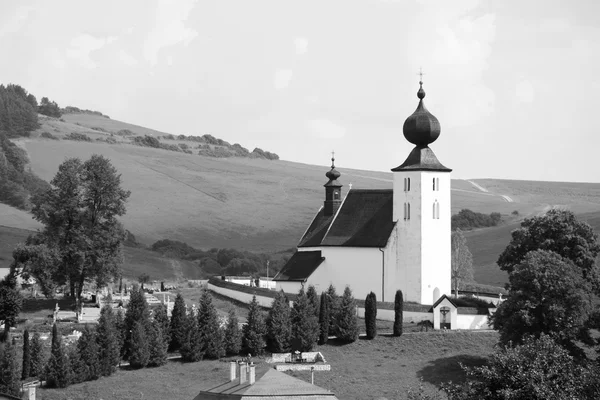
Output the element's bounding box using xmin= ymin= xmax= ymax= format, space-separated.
xmin=274 ymin=69 xmax=293 ymax=90
xmin=515 ymin=80 xmax=534 ymax=103
xmin=143 ymin=0 xmax=198 ymax=65
xmin=119 ymin=50 xmax=138 ymax=67
xmin=308 ymin=119 xmax=346 ymax=139
xmin=294 ymin=37 xmax=308 ymax=55
xmin=66 ymin=34 xmax=117 ymax=69
xmin=0 ymin=6 xmax=34 ymax=38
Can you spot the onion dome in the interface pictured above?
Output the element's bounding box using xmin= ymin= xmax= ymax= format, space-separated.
xmin=402 ymin=81 xmax=441 ymax=147
xmin=324 ymin=154 xmax=342 ymax=187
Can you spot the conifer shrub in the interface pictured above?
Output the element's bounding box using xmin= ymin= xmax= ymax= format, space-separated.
xmin=326 ymin=284 xmax=340 ymax=336
xmin=169 ymin=293 xmax=187 ymax=352
xmin=394 ymin=290 xmax=404 ymax=337
xmin=45 ymin=324 xmax=70 ymax=388
xmin=224 ymin=308 xmax=242 ymax=356
xmin=365 ymin=292 xmax=377 ymax=340
xmin=21 ymin=329 xmax=31 ymax=379
xmin=153 ymin=303 xmax=171 ymax=349
xmin=266 ymin=291 xmax=292 ymax=353
xmin=291 ymin=288 xmax=320 ymax=351
xmin=97 ymin=305 xmax=121 ymax=376
xmin=0 ymin=338 xmax=21 ymax=396
xmin=306 ymin=285 xmax=320 ymax=317
xmin=128 ymin=321 xmax=150 ymax=369
xmin=197 ymin=290 xmax=225 ymax=359
xmin=243 ymin=296 xmax=267 ymax=356
xmin=180 ymin=313 xmax=203 ymax=362
xmin=77 ymin=326 xmax=100 ymax=380
xmin=335 ymin=286 xmax=359 ymax=343
xmin=68 ymin=344 xmax=86 ymax=385
xmin=148 ymin=321 xmax=168 ymax=367
xmin=124 ymin=285 xmax=150 ymax=359
xmin=318 ymin=292 xmax=331 ymax=345
xmin=29 ymin=332 xmax=45 ymax=377
xmin=115 ymin=308 xmax=126 ymax=359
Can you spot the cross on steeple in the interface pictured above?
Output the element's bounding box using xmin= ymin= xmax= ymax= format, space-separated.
xmin=331 ymin=151 xmax=335 ymax=167
xmin=417 ymin=67 xmax=425 ymax=83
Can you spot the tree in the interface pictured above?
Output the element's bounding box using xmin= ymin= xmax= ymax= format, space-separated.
xmin=497 ymin=209 xmax=600 ymax=292
xmin=0 ymin=339 xmax=21 ymax=396
xmin=169 ymin=293 xmax=187 ymax=352
xmin=29 ymin=155 xmax=131 ymax=302
xmin=45 ymin=324 xmax=70 ymax=388
xmin=115 ymin=308 xmax=125 ymax=358
xmin=266 ymin=291 xmax=292 ymax=353
xmin=442 ymin=334 xmax=600 ymax=400
xmin=291 ymin=288 xmax=319 ymax=351
xmin=306 ymin=285 xmax=320 ymax=317
xmin=335 ymin=286 xmax=358 ymax=343
xmin=365 ymin=292 xmax=377 ymax=340
xmin=29 ymin=332 xmax=45 ymax=377
xmin=138 ymin=273 xmax=150 ymax=289
xmin=21 ymin=329 xmax=31 ymax=379
xmin=11 ymin=244 xmax=60 ymax=298
xmin=393 ymin=290 xmax=404 ymax=337
xmin=0 ymin=273 xmax=22 ymax=341
xmin=224 ymin=308 xmax=241 ymax=356
xmin=326 ymin=284 xmax=339 ymax=336
xmin=491 ymin=250 xmax=594 ymax=356
xmin=97 ymin=305 xmax=121 ymax=376
xmin=77 ymin=326 xmax=100 ymax=380
xmin=180 ymin=313 xmax=203 ymax=362
xmin=38 ymin=97 xmax=62 ymax=118
xmin=451 ymin=229 xmax=474 ymax=296
xmin=128 ymin=321 xmax=150 ymax=369
xmin=124 ymin=285 xmax=150 ymax=359
xmin=68 ymin=343 xmax=86 ymax=384
xmin=153 ymin=303 xmax=170 ymax=349
xmin=243 ymin=296 xmax=267 ymax=356
xmin=148 ymin=321 xmax=168 ymax=367
xmin=197 ymin=290 xmax=224 ymax=359
xmin=318 ymin=292 xmax=330 ymax=345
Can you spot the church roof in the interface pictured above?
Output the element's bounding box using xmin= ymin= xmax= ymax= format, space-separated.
xmin=273 ymin=251 xmax=325 ymax=281
xmin=391 ymin=145 xmax=452 ymax=172
xmin=299 ymin=189 xmax=396 ymax=248
xmin=194 ymin=368 xmax=338 ymax=399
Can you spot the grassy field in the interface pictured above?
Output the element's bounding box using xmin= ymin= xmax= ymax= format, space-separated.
xmin=3 ymin=113 xmax=600 ymax=288
xmin=37 ymin=330 xmax=497 ymax=400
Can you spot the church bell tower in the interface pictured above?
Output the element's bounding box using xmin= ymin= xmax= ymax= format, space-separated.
xmin=392 ymin=78 xmax=452 ymax=305
xmin=324 ymin=154 xmax=342 ymax=216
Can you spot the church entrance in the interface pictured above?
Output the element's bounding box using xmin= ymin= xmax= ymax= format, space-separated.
xmin=440 ymin=306 xmax=451 ymax=330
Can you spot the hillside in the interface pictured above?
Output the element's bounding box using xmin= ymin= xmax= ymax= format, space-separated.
xmin=3 ymin=113 xmax=600 ymax=287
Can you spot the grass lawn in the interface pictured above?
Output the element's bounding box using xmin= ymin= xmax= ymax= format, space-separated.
xmin=36 ymin=330 xmax=498 ymax=400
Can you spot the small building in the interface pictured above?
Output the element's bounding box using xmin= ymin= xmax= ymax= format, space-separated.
xmin=194 ymin=361 xmax=338 ymax=400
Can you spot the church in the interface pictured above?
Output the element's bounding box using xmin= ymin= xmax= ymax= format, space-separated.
xmin=273 ymin=80 xmax=451 ymax=305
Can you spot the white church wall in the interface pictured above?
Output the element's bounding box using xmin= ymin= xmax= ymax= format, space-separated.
xmin=305 ymin=247 xmax=384 ymax=302
xmin=456 ymin=314 xmax=491 ymax=330
xmin=356 ymin=307 xmax=432 ymax=323
xmin=208 ymin=282 xmax=275 ymax=308
xmin=275 ymin=281 xmax=303 ymax=294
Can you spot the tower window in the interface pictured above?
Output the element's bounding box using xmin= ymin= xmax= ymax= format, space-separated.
xmin=433 ymin=177 xmax=435 ymax=191
xmin=433 ymin=200 xmax=440 ymax=219
xmin=433 ymin=177 xmax=440 ymax=191
xmin=404 ymin=202 xmax=411 ymax=220
xmin=334 ymin=191 xmax=340 ymax=200
xmin=404 ymin=177 xmax=411 ymax=192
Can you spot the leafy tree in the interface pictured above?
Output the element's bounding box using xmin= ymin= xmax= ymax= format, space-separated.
xmin=318 ymin=292 xmax=330 ymax=345
xmin=442 ymin=334 xmax=600 ymax=400
xmin=335 ymin=286 xmax=359 ymax=343
xmin=11 ymin=244 xmax=60 ymax=298
xmin=138 ymin=273 xmax=150 ymax=289
xmin=291 ymin=288 xmax=319 ymax=351
xmin=148 ymin=321 xmax=168 ymax=367
xmin=224 ymin=308 xmax=241 ymax=356
xmin=0 ymin=273 xmax=22 ymax=341
xmin=393 ymin=290 xmax=404 ymax=337
xmin=180 ymin=313 xmax=203 ymax=362
xmin=153 ymin=303 xmax=170 ymax=349
xmin=29 ymin=332 xmax=45 ymax=377
xmin=77 ymin=326 xmax=100 ymax=380
xmin=451 ymin=229 xmax=474 ymax=296
xmin=326 ymin=284 xmax=339 ymax=336
xmin=169 ymin=293 xmax=187 ymax=352
xmin=38 ymin=96 xmax=62 ymax=118
xmin=243 ymin=296 xmax=267 ymax=356
xmin=266 ymin=291 xmax=292 ymax=353
xmin=497 ymin=209 xmax=600 ymax=291
xmin=97 ymin=305 xmax=121 ymax=376
xmin=29 ymin=155 xmax=130 ymax=302
xmin=197 ymin=290 xmax=224 ymax=359
xmin=22 ymin=329 xmax=31 ymax=379
xmin=0 ymin=339 xmax=21 ymax=396
xmin=491 ymin=250 xmax=594 ymax=356
xmin=124 ymin=285 xmax=150 ymax=359
xmin=306 ymin=285 xmax=320 ymax=317
xmin=365 ymin=292 xmax=377 ymax=340
xmin=45 ymin=324 xmax=70 ymax=388
xmin=128 ymin=321 xmax=150 ymax=369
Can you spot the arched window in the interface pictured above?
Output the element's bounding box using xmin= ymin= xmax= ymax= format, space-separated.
xmin=407 ymin=177 xmax=410 ymax=191
xmin=407 ymin=202 xmax=411 ymax=220
xmin=433 ymin=177 xmax=436 ymax=191
xmin=334 ymin=191 xmax=340 ymax=200
xmin=403 ymin=202 xmax=407 ymax=220
xmin=434 ymin=200 xmax=440 ymax=219
xmin=432 ymin=202 xmax=436 ymax=219
xmin=403 ymin=178 xmax=406 ymax=191
xmin=436 ymin=178 xmax=440 ymax=191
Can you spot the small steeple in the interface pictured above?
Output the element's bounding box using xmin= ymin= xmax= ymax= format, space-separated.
xmin=323 ymin=152 xmax=342 ymax=216
xmin=402 ymin=75 xmax=441 ymax=147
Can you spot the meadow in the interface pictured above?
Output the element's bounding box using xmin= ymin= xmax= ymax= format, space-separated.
xmin=3 ymin=113 xmax=600 ymax=288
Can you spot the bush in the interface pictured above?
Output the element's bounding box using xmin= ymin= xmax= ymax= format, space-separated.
xmin=243 ymin=296 xmax=267 ymax=356
xmin=224 ymin=308 xmax=242 ymax=356
xmin=267 ymin=291 xmax=292 ymax=353
xmin=335 ymin=286 xmax=358 ymax=343
xmin=365 ymin=292 xmax=377 ymax=339
xmin=393 ymin=290 xmax=403 ymax=336
xmin=116 ymin=129 xmax=134 ymax=136
xmin=452 ymin=296 xmax=495 ymax=308
xmin=64 ymin=132 xmax=92 ymax=142
xmin=132 ymin=135 xmax=160 ymax=148
xmin=40 ymin=131 xmax=58 ymax=140
xmin=451 ymin=209 xmax=503 ymax=231
xmin=198 ymin=146 xmax=232 ymax=158
xmin=318 ymin=292 xmax=330 ymax=345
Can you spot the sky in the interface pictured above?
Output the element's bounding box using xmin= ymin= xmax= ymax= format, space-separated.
xmin=1 ymin=0 xmax=599 ymax=183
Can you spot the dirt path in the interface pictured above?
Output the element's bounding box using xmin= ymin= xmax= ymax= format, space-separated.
xmin=465 ymin=180 xmax=514 ymax=203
